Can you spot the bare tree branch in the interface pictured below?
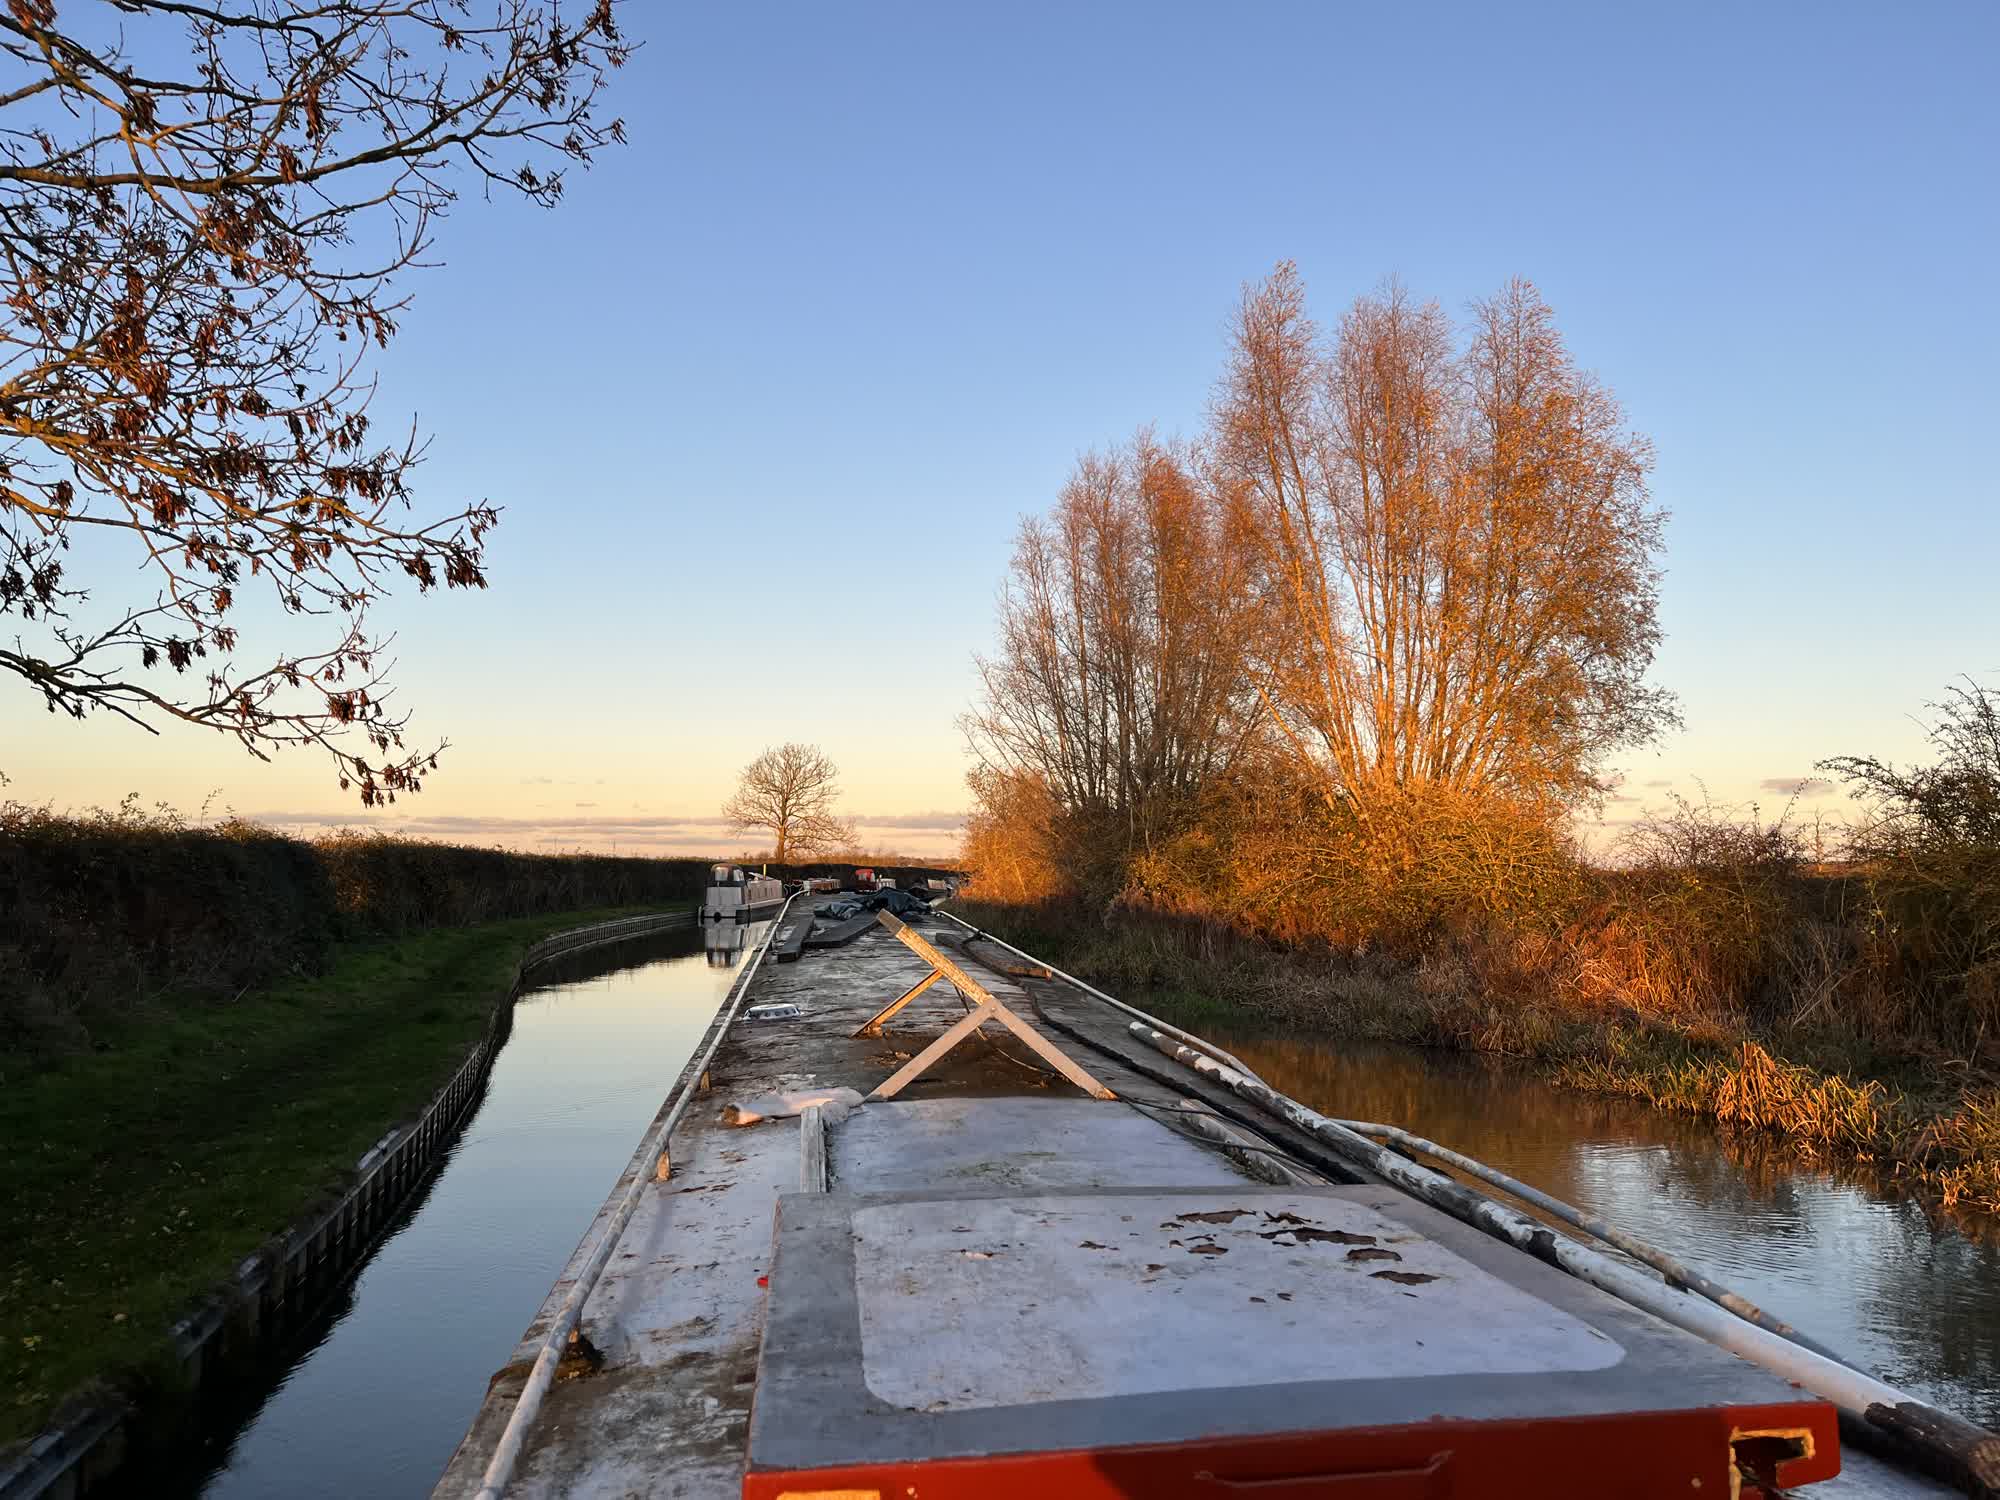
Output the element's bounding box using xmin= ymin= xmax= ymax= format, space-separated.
xmin=0 ymin=0 xmax=630 ymax=801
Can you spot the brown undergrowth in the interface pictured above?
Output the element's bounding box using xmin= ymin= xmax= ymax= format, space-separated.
xmin=956 ymin=890 xmax=2000 ymax=1215
xmin=958 ymin=691 xmax=2000 ymax=1214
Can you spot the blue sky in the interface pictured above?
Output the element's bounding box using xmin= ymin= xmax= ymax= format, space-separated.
xmin=5 ymin=1 xmax=1996 ymax=858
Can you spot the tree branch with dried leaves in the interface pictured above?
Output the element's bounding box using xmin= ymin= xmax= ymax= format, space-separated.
xmin=0 ymin=0 xmax=628 ymax=801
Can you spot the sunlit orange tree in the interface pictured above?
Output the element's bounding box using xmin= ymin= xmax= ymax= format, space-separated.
xmin=0 ymin=1 xmax=627 ymax=800
xmin=1214 ymin=265 xmax=1678 ymax=819
xmin=963 ymin=431 xmax=1267 ymax=892
xmin=966 ymin=268 xmax=1676 ymax=930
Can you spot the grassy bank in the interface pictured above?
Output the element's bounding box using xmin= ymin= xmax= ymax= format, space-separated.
xmin=958 ymin=899 xmax=2000 ymax=1215
xmin=0 ymin=904 xmax=664 ymax=1449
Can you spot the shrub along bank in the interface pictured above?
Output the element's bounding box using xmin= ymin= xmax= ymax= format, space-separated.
xmin=957 ymin=688 xmax=2000 ymax=1215
xmin=956 ymin=890 xmax=2000 ymax=1215
xmin=0 ymin=905 xmax=661 ymax=1450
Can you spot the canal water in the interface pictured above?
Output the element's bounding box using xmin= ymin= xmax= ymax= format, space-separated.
xmin=177 ymin=920 xmax=768 ymax=1500
xmin=1174 ymin=1019 xmax=2000 ymax=1428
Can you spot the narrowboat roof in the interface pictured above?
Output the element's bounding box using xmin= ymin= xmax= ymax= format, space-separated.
xmin=432 ymin=903 xmax=1966 ymax=1500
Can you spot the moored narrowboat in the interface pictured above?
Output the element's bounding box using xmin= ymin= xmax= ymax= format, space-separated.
xmin=699 ymin=863 xmax=784 ymax=921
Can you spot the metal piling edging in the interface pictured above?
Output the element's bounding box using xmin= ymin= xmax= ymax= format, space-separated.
xmin=0 ymin=907 xmax=696 ymax=1500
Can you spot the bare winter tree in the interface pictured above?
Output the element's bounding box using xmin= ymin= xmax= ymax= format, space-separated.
xmin=965 ymin=431 xmax=1265 ymax=862
xmin=0 ymin=1 xmax=628 ymax=802
xmin=723 ymin=743 xmax=856 ymax=862
xmin=1213 ymin=264 xmax=1677 ymax=817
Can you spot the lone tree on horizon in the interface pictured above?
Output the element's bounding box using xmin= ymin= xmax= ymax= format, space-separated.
xmin=724 ymin=743 xmax=856 ymax=863
xmin=0 ymin=1 xmax=629 ymax=804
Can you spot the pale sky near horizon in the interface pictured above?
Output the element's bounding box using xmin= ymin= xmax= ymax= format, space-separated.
xmin=3 ymin=2 xmax=1995 ymax=862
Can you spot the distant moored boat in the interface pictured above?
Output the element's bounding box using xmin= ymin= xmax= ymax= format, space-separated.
xmin=699 ymin=863 xmax=784 ymax=921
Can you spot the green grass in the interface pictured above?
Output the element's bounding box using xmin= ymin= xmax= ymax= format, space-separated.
xmin=0 ymin=905 xmax=662 ymax=1447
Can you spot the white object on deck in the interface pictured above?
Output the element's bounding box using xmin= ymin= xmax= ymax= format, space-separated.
xmin=744 ymin=1001 xmax=803 ymax=1022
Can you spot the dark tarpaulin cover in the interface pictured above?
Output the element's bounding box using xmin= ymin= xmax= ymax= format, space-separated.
xmin=819 ymin=889 xmax=932 ymax=921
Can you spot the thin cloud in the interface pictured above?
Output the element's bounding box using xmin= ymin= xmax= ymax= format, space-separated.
xmin=1758 ymin=777 xmax=1833 ymax=799
xmin=243 ymin=806 xmax=963 ymax=859
xmin=1642 ymin=778 xmax=1674 ymax=789
xmin=251 ymin=809 xmax=737 ymax=836
xmin=852 ymin=810 xmax=968 ymax=831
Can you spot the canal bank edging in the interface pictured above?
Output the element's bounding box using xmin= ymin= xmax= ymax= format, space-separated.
xmin=0 ymin=908 xmax=697 ymax=1500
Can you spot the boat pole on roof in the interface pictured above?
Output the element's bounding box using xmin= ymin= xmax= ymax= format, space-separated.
xmin=1331 ymin=1118 xmax=1854 ymax=1368
xmin=1128 ymin=1022 xmax=2000 ymax=1500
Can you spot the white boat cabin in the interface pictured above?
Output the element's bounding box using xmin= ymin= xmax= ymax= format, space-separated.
xmin=700 ymin=863 xmax=784 ymax=921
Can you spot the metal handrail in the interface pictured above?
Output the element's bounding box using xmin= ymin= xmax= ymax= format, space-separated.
xmin=472 ymin=893 xmax=798 ymax=1500
xmin=519 ymin=909 xmax=696 ymax=971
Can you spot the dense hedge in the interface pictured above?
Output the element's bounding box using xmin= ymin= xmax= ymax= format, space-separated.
xmin=0 ymin=801 xmax=963 ymax=1057
xmin=0 ymin=805 xmax=706 ymax=1056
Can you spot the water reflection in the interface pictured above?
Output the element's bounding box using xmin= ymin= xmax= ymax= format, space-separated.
xmin=522 ymin=924 xmax=707 ymax=990
xmin=182 ymin=921 xmax=769 ymax=1499
xmin=1179 ymin=1021 xmax=2000 ymax=1426
xmin=703 ymin=919 xmax=750 ymax=967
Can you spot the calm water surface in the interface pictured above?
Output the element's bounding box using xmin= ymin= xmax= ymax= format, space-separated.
xmin=186 ymin=921 xmax=766 ymax=1500
xmin=1179 ymin=1019 xmax=2000 ymax=1427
